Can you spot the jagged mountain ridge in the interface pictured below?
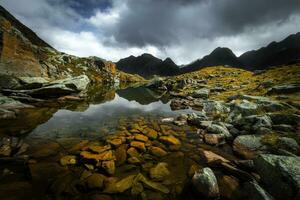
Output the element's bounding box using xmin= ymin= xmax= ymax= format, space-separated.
xmin=116 ymin=53 xmax=180 ymax=78
xmin=117 ymin=32 xmax=300 ymax=77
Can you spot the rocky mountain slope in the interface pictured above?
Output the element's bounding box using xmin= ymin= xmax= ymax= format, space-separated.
xmin=117 ymin=33 xmax=300 ymax=77
xmin=239 ymin=32 xmax=300 ymax=70
xmin=0 ymin=6 xmax=143 ymax=89
xmin=116 ymin=53 xmax=180 ymax=78
xmin=181 ymin=47 xmax=243 ymax=73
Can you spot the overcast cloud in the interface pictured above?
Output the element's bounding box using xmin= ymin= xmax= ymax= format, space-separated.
xmin=1 ymin=0 xmax=300 ymax=64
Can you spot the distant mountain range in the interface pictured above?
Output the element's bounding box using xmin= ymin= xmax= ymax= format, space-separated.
xmin=116 ymin=32 xmax=300 ymax=77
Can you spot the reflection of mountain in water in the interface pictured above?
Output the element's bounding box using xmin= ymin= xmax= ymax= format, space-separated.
xmin=117 ymin=86 xmax=169 ymax=105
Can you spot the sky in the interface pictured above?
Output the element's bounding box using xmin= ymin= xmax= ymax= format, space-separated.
xmin=1 ymin=0 xmax=300 ymax=65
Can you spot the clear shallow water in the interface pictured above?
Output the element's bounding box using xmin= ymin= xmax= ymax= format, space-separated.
xmin=26 ymin=86 xmax=195 ymax=139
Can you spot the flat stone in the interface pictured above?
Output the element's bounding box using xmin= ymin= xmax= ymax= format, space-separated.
xmin=108 ymin=139 xmax=123 ymax=147
xmin=134 ymin=134 xmax=149 ymax=142
xmin=130 ymin=141 xmax=146 ymax=152
xmin=149 ymin=146 xmax=168 ymax=157
xmin=159 ymin=136 xmax=181 ymax=146
xmin=80 ymin=150 xmax=115 ymax=162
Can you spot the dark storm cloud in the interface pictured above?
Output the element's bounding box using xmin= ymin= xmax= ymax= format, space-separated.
xmin=59 ymin=0 xmax=112 ymax=17
xmin=113 ymin=0 xmax=300 ymax=47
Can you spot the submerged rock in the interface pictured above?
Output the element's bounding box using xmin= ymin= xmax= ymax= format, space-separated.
xmin=60 ymin=155 xmax=77 ymax=166
xmin=159 ymin=136 xmax=181 ymax=146
xmin=192 ymin=167 xmax=220 ymax=198
xmin=149 ymin=162 xmax=170 ymax=181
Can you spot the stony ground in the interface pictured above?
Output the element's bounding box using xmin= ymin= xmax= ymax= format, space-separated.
xmin=0 ymin=64 xmax=300 ymax=200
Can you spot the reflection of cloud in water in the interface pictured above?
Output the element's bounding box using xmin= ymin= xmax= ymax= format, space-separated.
xmin=54 ymin=94 xmax=172 ymax=118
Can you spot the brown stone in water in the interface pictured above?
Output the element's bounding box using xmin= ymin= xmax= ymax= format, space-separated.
xmin=149 ymin=162 xmax=170 ymax=181
xmin=134 ymin=134 xmax=149 ymax=142
xmin=130 ymin=141 xmax=146 ymax=151
xmin=149 ymin=146 xmax=168 ymax=157
xmin=88 ymin=145 xmax=111 ymax=154
xmin=86 ymin=173 xmax=106 ymax=189
xmin=218 ymin=175 xmax=240 ymax=200
xmin=80 ymin=150 xmax=115 ymax=162
xmin=108 ymin=138 xmax=123 ymax=147
xmin=142 ymin=127 xmax=158 ymax=139
xmin=115 ymin=144 xmax=127 ymax=166
xmin=127 ymin=147 xmax=140 ymax=158
xmin=159 ymin=136 xmax=181 ymax=146
xmin=102 ymin=160 xmax=116 ymax=175
xmin=128 ymin=157 xmax=141 ymax=164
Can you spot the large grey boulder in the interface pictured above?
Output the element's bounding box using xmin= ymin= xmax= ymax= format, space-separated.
xmin=267 ymin=84 xmax=300 ymax=95
xmin=254 ymin=154 xmax=300 ymax=200
xmin=50 ymin=75 xmax=90 ymax=91
xmin=192 ymin=88 xmax=210 ymax=99
xmin=203 ymin=100 xmax=230 ymax=115
xmin=207 ymin=123 xmax=232 ymax=138
xmin=268 ymin=113 xmax=300 ymax=126
xmin=2 ymin=75 xmax=90 ymax=98
xmin=233 ymin=135 xmax=267 ymax=159
xmin=234 ymin=115 xmax=272 ymax=134
xmin=192 ymin=167 xmax=220 ymax=198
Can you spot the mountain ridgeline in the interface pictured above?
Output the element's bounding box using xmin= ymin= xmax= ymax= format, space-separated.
xmin=116 ymin=32 xmax=300 ymax=78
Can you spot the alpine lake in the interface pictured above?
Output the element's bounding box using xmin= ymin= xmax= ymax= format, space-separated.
xmin=0 ymin=84 xmax=238 ymax=200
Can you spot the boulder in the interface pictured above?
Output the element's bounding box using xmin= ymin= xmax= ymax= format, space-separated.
xmin=241 ymin=181 xmax=274 ymax=200
xmin=207 ymin=124 xmax=232 ymax=138
xmin=254 ymin=154 xmax=300 ymax=200
xmin=192 ymin=88 xmax=210 ymax=99
xmin=149 ymin=162 xmax=170 ymax=181
xmin=267 ymin=84 xmax=300 ymax=94
xmin=51 ymin=75 xmax=90 ymax=91
xmin=203 ymin=100 xmax=230 ymax=115
xmin=268 ymin=113 xmax=300 ymax=126
xmin=192 ymin=167 xmax=220 ymax=198
xmin=233 ymin=135 xmax=267 ymax=159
